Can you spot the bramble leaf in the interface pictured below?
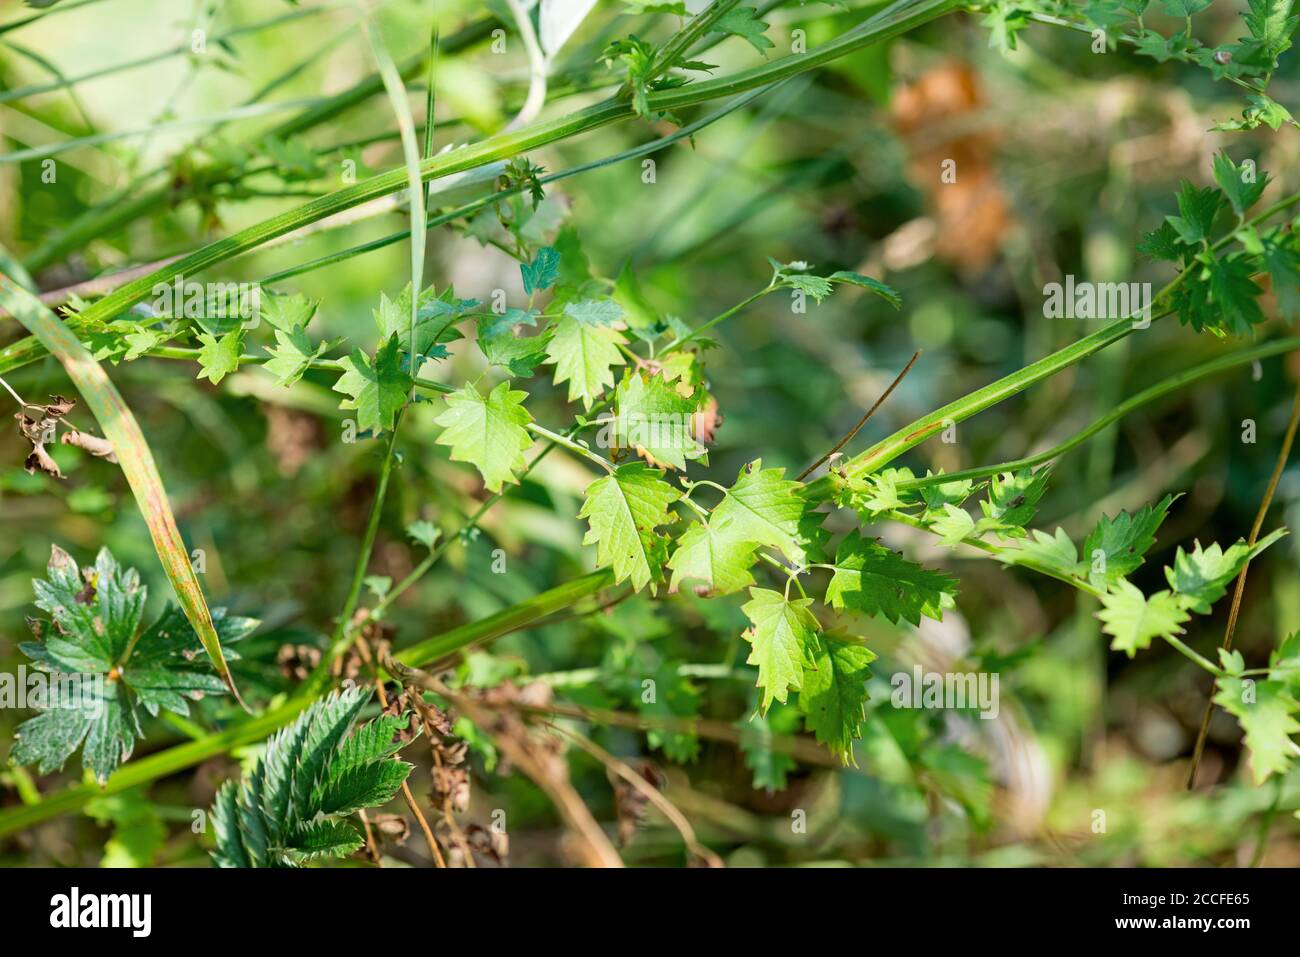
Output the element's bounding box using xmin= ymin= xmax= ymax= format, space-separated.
xmin=545 ymin=316 xmax=627 ymax=410
xmin=579 ymin=462 xmax=680 ymax=592
xmin=741 ymin=587 xmax=818 ymax=710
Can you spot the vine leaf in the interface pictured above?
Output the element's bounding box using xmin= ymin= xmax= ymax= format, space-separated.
xmin=711 ymin=460 xmax=810 ymax=565
xmin=195 ymin=330 xmax=244 ymax=385
xmin=741 ymin=587 xmax=818 ymax=710
xmin=0 ymin=277 xmax=246 ymax=705
xmin=1163 ymin=528 xmax=1287 ymax=612
xmin=545 ymin=315 xmax=627 ymax=409
xmin=332 ymin=333 xmax=412 ymax=435
xmin=1213 ymin=677 xmax=1300 ymax=784
xmin=1081 ymin=493 xmax=1176 ymax=586
xmin=1097 ymin=581 xmax=1190 ymax=658
xmin=797 ymin=632 xmax=875 ymax=765
xmin=667 ymin=519 xmax=760 ymax=596
xmin=823 ymin=531 xmax=957 ymax=626
xmin=579 ymin=462 xmax=680 ymax=591
xmin=12 ymin=546 xmax=255 ymax=783
xmin=434 ymin=381 xmax=534 ymax=493
xmin=262 ymin=291 xmax=327 ymax=386
xmin=211 ymin=687 xmax=412 ymax=867
xmin=613 ymin=370 xmax=704 ymax=470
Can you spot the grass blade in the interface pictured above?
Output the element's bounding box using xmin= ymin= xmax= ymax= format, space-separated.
xmin=0 ymin=275 xmax=245 ymax=707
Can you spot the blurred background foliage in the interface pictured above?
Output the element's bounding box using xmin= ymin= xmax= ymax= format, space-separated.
xmin=0 ymin=0 xmax=1298 ymax=867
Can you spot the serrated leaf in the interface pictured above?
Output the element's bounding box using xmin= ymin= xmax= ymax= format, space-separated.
xmin=1097 ymin=581 xmax=1190 ymax=657
xmin=332 ymin=334 xmax=412 ymax=435
xmin=1082 ymin=494 xmax=1175 ymax=586
xmin=434 ymin=381 xmax=534 ymax=493
xmin=1166 ymin=181 xmax=1222 ymax=245
xmin=1165 ymin=528 xmax=1287 ymax=612
xmin=823 ymin=531 xmax=957 ymax=626
xmin=797 ymin=632 xmax=875 ymax=764
xmin=544 ymin=315 xmax=627 ymax=410
xmin=521 ymin=247 xmax=560 ymax=294
xmin=263 ymin=326 xmax=328 ymax=386
xmin=1212 ymin=152 xmax=1269 ymax=217
xmin=1213 ymin=677 xmax=1300 ymax=783
xmin=667 ymin=519 xmax=760 ymax=596
xmin=578 ymin=462 xmax=680 ymax=592
xmin=741 ymin=587 xmax=818 ymax=710
xmin=711 ymin=460 xmax=810 ymax=565
xmin=613 ymin=370 xmax=703 ymax=470
xmin=195 ymin=330 xmax=243 ymax=385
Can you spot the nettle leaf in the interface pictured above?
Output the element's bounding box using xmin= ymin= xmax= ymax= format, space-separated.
xmin=1165 ymin=528 xmax=1287 ymax=612
xmin=332 ymin=334 xmax=412 ymax=435
xmin=544 ymin=315 xmax=627 ymax=409
xmin=1082 ymin=494 xmax=1175 ymax=586
xmin=667 ymin=519 xmax=760 ymax=596
xmin=613 ymin=370 xmax=704 ymax=470
xmin=434 ymin=381 xmax=534 ymax=493
xmin=1213 ymin=677 xmax=1300 ymax=784
xmin=798 ymin=632 xmax=875 ymax=765
xmin=12 ymin=546 xmax=253 ymax=783
xmin=1212 ymin=151 xmax=1269 ymax=217
xmin=823 ymin=531 xmax=957 ymax=627
xmin=711 ymin=460 xmax=812 ymax=565
xmin=741 ymin=587 xmax=819 ymax=710
xmin=578 ymin=462 xmax=680 ymax=592
xmin=195 ymin=330 xmax=243 ymax=385
xmin=211 ymin=687 xmax=412 ymax=867
xmin=1097 ymin=581 xmax=1190 ymax=658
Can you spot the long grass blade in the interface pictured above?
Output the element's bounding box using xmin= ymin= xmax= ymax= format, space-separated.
xmin=0 ymin=275 xmax=246 ymax=708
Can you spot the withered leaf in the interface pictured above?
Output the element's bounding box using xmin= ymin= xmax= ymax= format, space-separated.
xmin=61 ymin=428 xmax=118 ymax=463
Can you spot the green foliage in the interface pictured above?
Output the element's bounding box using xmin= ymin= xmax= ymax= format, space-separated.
xmin=434 ymin=381 xmax=534 ymax=493
xmin=579 ymin=463 xmax=681 ymax=591
xmin=12 ymin=546 xmax=255 ymax=783
xmin=210 ymin=687 xmax=411 ymax=867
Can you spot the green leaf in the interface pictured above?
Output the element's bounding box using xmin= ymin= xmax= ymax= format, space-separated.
xmin=263 ymin=326 xmax=328 ymax=387
xmin=12 ymin=546 xmax=253 ymax=783
xmin=978 ymin=466 xmax=1051 ymax=538
xmin=639 ymin=663 xmax=700 ymax=763
xmin=710 ymin=460 xmax=811 ymax=565
xmin=797 ymin=632 xmax=875 ymax=764
xmin=999 ymin=527 xmax=1082 ymax=577
xmin=1166 ymin=181 xmax=1222 ymax=245
xmin=434 ymin=381 xmax=534 ymax=493
xmin=578 ymin=462 xmax=680 ymax=592
xmin=1212 ymin=151 xmax=1269 ymax=217
xmin=823 ymin=531 xmax=957 ymax=626
xmin=827 ymin=271 xmax=902 ymax=308
xmin=407 ymin=520 xmax=441 ymax=549
xmin=521 ymin=246 xmax=560 ymax=294
xmin=667 ymin=519 xmax=760 ymax=596
xmin=1097 ymin=581 xmax=1190 ymax=657
xmin=741 ymin=587 xmax=819 ymax=710
xmin=564 ymin=297 xmax=624 ymax=327
xmin=1213 ymin=677 xmax=1300 ymax=783
xmin=710 ymin=6 xmax=774 ymax=53
xmin=613 ymin=370 xmax=704 ymax=470
xmin=260 ymin=291 xmax=318 ymax=332
xmin=476 ymin=313 xmax=550 ymax=376
xmin=544 ymin=315 xmax=627 ymax=410
xmin=1165 ymin=528 xmax=1287 ymax=612
xmin=373 ymin=283 xmax=470 ymax=368
xmin=1082 ymin=494 xmax=1175 ymax=586
xmin=1259 ymin=233 xmax=1300 ymax=320
xmin=211 ymin=687 xmax=412 ymax=867
xmin=195 ymin=330 xmax=243 ymax=385
xmin=931 ymin=503 xmax=978 ymax=546
xmin=332 ymin=334 xmax=412 ymax=435
xmin=737 ymin=705 xmax=798 ymax=792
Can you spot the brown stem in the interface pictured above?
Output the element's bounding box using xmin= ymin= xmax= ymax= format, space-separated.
xmin=1186 ymin=379 xmax=1300 ymax=790
xmin=797 ymin=349 xmax=921 ymax=481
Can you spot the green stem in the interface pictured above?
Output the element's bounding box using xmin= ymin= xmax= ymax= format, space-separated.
xmin=525 ymin=421 xmax=614 ymax=473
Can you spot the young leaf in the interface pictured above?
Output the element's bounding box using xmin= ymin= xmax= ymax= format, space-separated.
xmin=434 ymin=381 xmax=534 ymax=493
xmin=1097 ymin=581 xmax=1190 ymax=657
xmin=332 ymin=334 xmax=412 ymax=435
xmin=613 ymin=370 xmax=704 ymax=470
xmin=1213 ymin=677 xmax=1300 ymax=784
xmin=1082 ymin=494 xmax=1175 ymax=586
xmin=545 ymin=315 xmax=627 ymax=409
xmin=1165 ymin=528 xmax=1287 ymax=612
xmin=1212 ymin=151 xmax=1269 ymax=217
xmin=823 ymin=531 xmax=957 ymax=626
xmin=195 ymin=330 xmax=244 ymax=385
xmin=741 ymin=587 xmax=818 ymax=710
xmin=521 ymin=246 xmax=560 ymax=294
xmin=578 ymin=462 xmax=680 ymax=591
